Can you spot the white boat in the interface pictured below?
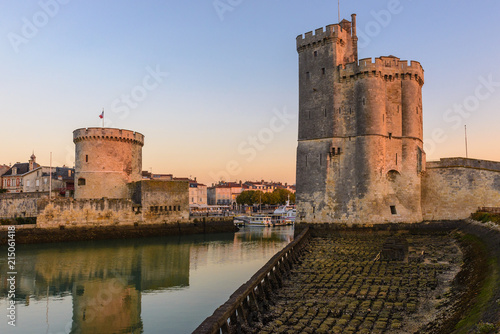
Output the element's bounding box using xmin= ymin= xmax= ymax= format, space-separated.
xmin=233 ymin=216 xmax=249 ymax=227
xmin=246 ymin=215 xmax=273 ymax=227
xmin=272 ymin=199 xmax=296 ymax=225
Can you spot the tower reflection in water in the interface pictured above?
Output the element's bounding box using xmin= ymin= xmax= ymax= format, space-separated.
xmin=0 ymin=227 xmax=294 ymax=334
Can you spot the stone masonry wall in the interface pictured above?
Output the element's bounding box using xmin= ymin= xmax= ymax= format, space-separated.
xmin=422 ymin=158 xmax=500 ymax=220
xmin=0 ymin=192 xmax=47 ymax=218
xmin=130 ymin=180 xmax=190 ymax=222
xmin=36 ymin=197 xmax=137 ymax=227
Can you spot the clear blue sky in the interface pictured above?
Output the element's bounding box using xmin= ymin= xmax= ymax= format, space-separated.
xmin=1 ymin=0 xmax=499 ymax=186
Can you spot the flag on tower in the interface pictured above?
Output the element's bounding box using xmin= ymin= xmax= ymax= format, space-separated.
xmin=99 ymin=110 xmax=104 ymax=119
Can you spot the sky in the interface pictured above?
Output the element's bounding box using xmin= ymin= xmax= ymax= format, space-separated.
xmin=1 ymin=0 xmax=499 ymax=186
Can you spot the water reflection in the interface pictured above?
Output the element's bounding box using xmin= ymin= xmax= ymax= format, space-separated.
xmin=0 ymin=226 xmax=293 ymax=334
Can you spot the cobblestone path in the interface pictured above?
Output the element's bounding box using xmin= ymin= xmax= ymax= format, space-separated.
xmin=251 ymin=231 xmax=462 ymax=334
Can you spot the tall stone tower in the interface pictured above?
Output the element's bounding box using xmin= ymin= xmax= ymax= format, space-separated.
xmin=296 ymin=14 xmax=425 ymax=224
xmin=73 ymin=127 xmax=144 ymax=199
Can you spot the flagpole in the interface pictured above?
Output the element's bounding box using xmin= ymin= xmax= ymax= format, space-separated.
xmin=338 ymin=0 xmax=340 ymax=22
xmin=465 ymin=125 xmax=468 ymax=158
xmin=102 ymin=108 xmax=104 ymax=128
xmin=49 ymin=152 xmax=52 ymax=201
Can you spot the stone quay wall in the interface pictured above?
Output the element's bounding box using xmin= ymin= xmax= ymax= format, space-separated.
xmin=193 ymin=227 xmax=311 ymax=334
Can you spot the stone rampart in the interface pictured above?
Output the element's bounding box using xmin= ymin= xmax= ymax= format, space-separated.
xmin=36 ymin=197 xmax=136 ymax=228
xmin=422 ymin=158 xmax=500 ymax=220
xmin=0 ymin=192 xmax=48 ymax=218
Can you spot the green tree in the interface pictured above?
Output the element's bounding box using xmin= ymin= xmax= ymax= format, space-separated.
xmin=236 ymin=190 xmax=255 ymax=205
xmin=263 ymin=191 xmax=279 ymax=205
xmin=273 ymin=188 xmax=295 ymax=204
xmin=251 ymin=190 xmax=264 ymax=205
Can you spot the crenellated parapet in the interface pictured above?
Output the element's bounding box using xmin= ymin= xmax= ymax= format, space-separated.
xmin=296 ymin=24 xmax=351 ymax=52
xmin=338 ymin=56 xmax=424 ymax=85
xmin=73 ymin=128 xmax=144 ymax=147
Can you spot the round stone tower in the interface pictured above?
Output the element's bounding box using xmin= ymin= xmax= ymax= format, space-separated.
xmin=73 ymin=127 xmax=144 ymax=199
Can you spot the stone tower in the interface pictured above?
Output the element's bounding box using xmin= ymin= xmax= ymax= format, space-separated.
xmin=296 ymin=14 xmax=425 ymax=224
xmin=73 ymin=127 xmax=144 ymax=199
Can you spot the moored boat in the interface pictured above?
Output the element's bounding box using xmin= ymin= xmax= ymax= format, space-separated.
xmin=246 ymin=215 xmax=273 ymax=227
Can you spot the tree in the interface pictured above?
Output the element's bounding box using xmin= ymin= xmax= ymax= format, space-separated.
xmin=236 ymin=190 xmax=255 ymax=206
xmin=273 ymin=188 xmax=295 ymax=204
xmin=263 ymin=191 xmax=279 ymax=205
xmin=251 ymin=191 xmax=264 ymax=205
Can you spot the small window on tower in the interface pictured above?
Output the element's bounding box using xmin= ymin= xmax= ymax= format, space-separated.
xmin=322 ymin=68 xmax=325 ymax=75
xmin=306 ymin=72 xmax=310 ymax=79
xmin=362 ymin=98 xmax=366 ymax=106
xmin=78 ymin=178 xmax=86 ymax=186
xmin=389 ymin=133 xmax=392 ymax=139
xmin=390 ymin=206 xmax=397 ymax=215
xmin=314 ymin=51 xmax=318 ymax=57
xmin=85 ymin=155 xmax=88 ymax=162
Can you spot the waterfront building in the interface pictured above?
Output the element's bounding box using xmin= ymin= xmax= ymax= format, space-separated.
xmin=189 ymin=179 xmax=207 ymax=207
xmin=244 ymin=181 xmax=296 ymax=194
xmin=1 ymin=153 xmax=40 ymax=192
xmin=208 ymin=181 xmax=247 ymax=207
xmin=22 ymin=166 xmax=74 ymax=196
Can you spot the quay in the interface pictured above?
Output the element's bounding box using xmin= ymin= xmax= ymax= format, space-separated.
xmin=194 ymin=220 xmax=500 ymax=334
xmin=0 ymin=217 xmax=236 ymax=245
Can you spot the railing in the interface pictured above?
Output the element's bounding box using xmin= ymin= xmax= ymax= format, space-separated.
xmin=193 ymin=226 xmax=310 ymax=334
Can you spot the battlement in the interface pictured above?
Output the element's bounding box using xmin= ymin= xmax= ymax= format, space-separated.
xmin=338 ymin=56 xmax=424 ymax=84
xmin=426 ymin=158 xmax=500 ymax=172
xmin=73 ymin=127 xmax=144 ymax=146
xmin=297 ymin=21 xmax=354 ymax=51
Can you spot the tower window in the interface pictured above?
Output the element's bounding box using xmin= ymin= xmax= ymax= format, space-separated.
xmin=390 ymin=206 xmax=397 ymax=215
xmin=362 ymin=98 xmax=366 ymax=106
xmin=337 ymin=148 xmax=341 ymax=155
xmin=314 ymin=51 xmax=318 ymax=57
xmin=322 ymin=68 xmax=325 ymax=75
xmin=85 ymin=155 xmax=88 ymax=162
xmin=306 ymin=72 xmax=310 ymax=79
xmin=389 ymin=133 xmax=392 ymax=139
xmin=324 ymin=108 xmax=327 ymax=117
xmin=305 ymin=155 xmax=308 ymax=166
xmin=319 ymin=154 xmax=322 ymax=165
xmin=78 ymin=178 xmax=86 ymax=186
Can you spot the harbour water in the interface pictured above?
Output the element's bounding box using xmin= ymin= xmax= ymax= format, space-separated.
xmin=0 ymin=226 xmax=294 ymax=334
